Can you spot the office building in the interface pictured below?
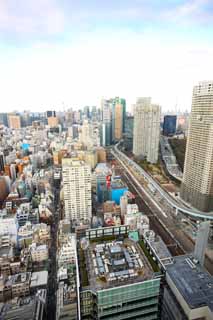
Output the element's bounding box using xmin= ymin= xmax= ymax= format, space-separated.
xmin=162 ymin=255 xmax=213 ymax=320
xmin=80 ymin=228 xmax=161 ymax=319
xmin=48 ymin=116 xmax=59 ymax=128
xmin=83 ymin=106 xmax=90 ymax=119
xmin=180 ymin=81 xmax=213 ymax=212
xmin=110 ymin=177 xmax=128 ymax=205
xmin=124 ymin=115 xmax=134 ymax=150
xmin=112 ymin=97 xmax=126 ymax=141
xmin=8 ymin=114 xmax=21 ymax=129
xmin=0 ymin=177 xmax=9 ymax=204
xmin=79 ymin=120 xmax=100 ymax=149
xmin=62 ymin=158 xmax=92 ymax=223
xmin=163 ymin=115 xmax=177 ymax=136
xmin=101 ymin=99 xmax=112 ymax=146
xmin=194 ymin=221 xmax=210 ymax=266
xmin=0 ymin=289 xmax=47 ymax=319
xmin=46 ymin=110 xmax=56 ymax=118
xmin=0 ymin=152 xmax=5 ymax=172
xmin=133 ymin=98 xmax=161 ymax=163
xmin=0 ymin=113 xmax=8 ymax=127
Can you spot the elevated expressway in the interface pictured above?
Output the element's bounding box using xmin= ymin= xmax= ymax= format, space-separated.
xmin=112 ymin=143 xmax=213 ymax=221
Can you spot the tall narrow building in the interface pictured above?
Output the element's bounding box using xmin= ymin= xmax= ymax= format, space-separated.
xmin=180 ymin=81 xmax=213 ymax=212
xmin=133 ymin=97 xmax=161 ymax=164
xmin=62 ymin=158 xmax=92 ymax=223
xmin=8 ymin=114 xmax=21 ymax=129
xmin=101 ymin=99 xmax=112 ymax=146
xmin=112 ymin=97 xmax=126 ymax=141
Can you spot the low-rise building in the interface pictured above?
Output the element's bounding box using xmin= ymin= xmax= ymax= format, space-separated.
xmin=30 ymin=271 xmax=48 ymax=293
xmin=56 ymin=282 xmax=78 ymax=320
xmin=30 ymin=244 xmax=48 ymax=263
xmin=10 ymin=272 xmax=31 ymax=298
xmin=0 ymin=289 xmax=47 ymax=320
xmin=58 ymin=235 xmax=76 ymax=268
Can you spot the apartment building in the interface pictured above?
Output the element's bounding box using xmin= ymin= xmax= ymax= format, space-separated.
xmin=62 ymin=158 xmax=91 ymax=222
xmin=133 ymin=97 xmax=161 ymax=164
xmin=180 ymin=81 xmax=213 ymax=212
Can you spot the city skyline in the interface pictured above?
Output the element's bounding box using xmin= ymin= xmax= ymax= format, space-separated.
xmin=0 ymin=0 xmax=213 ymax=111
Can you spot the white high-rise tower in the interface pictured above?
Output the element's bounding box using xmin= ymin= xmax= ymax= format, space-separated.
xmin=180 ymin=81 xmax=213 ymax=212
xmin=62 ymin=158 xmax=92 ymax=223
xmin=133 ymin=97 xmax=161 ymax=164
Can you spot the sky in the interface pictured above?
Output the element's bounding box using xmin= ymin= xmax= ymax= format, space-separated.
xmin=0 ymin=0 xmax=213 ymax=112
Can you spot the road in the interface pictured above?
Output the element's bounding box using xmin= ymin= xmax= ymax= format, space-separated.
xmin=113 ymin=143 xmax=213 ymax=221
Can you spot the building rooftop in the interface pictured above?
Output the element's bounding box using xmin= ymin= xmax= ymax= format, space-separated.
xmin=11 ymin=272 xmax=31 ymax=285
xmin=166 ymin=255 xmax=213 ymax=312
xmin=0 ymin=289 xmax=47 ymax=320
xmin=62 ymin=158 xmax=87 ymax=167
xmin=144 ymin=231 xmax=173 ymax=268
xmin=30 ymin=271 xmax=48 ymax=288
xmin=83 ymin=238 xmax=155 ymax=292
xmin=111 ymin=178 xmax=127 ymax=189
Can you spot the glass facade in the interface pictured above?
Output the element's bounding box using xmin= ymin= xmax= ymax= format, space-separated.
xmin=81 ymin=278 xmax=160 ymax=319
xmin=163 ymin=116 xmax=177 ymax=136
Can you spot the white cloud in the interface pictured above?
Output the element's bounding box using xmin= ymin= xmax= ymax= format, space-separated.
xmin=0 ymin=31 xmax=212 ymax=112
xmin=0 ymin=0 xmax=65 ymax=35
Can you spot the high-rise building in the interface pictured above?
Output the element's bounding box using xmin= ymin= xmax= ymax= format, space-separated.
xmin=194 ymin=221 xmax=210 ymax=266
xmin=163 ymin=115 xmax=177 ymax=136
xmin=62 ymin=158 xmax=91 ymax=223
xmin=20 ymin=111 xmax=31 ymax=127
xmin=112 ymin=97 xmax=126 ymax=141
xmin=47 ymin=116 xmax=59 ymax=128
xmin=8 ymin=114 xmax=21 ymax=129
xmin=124 ymin=115 xmax=134 ymax=151
xmin=83 ymin=106 xmax=90 ymax=119
xmin=0 ymin=152 xmax=5 ymax=172
xmin=180 ymin=81 xmax=213 ymax=212
xmin=46 ymin=110 xmax=56 ymax=118
xmin=46 ymin=110 xmax=58 ymax=127
xmin=65 ymin=109 xmax=73 ymax=127
xmin=133 ymin=97 xmax=161 ymax=163
xmin=79 ymin=120 xmax=100 ymax=149
xmin=0 ymin=113 xmax=8 ymax=127
xmin=101 ymin=99 xmax=112 ymax=146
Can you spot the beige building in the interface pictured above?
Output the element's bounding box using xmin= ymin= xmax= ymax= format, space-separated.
xmin=96 ymin=147 xmax=106 ymax=163
xmin=48 ymin=116 xmax=59 ymax=127
xmin=62 ymin=158 xmax=91 ymax=222
xmin=133 ymin=97 xmax=161 ymax=163
xmin=180 ymin=81 xmax=213 ymax=212
xmin=114 ymin=102 xmax=123 ymax=140
xmin=30 ymin=244 xmax=48 ymax=262
xmin=8 ymin=114 xmax=21 ymax=129
xmin=11 ymin=272 xmax=31 ymax=298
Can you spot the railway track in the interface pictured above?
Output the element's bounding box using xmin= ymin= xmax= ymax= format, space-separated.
xmin=119 ymin=168 xmax=184 ymax=256
xmin=115 ymin=161 xmax=213 ymax=274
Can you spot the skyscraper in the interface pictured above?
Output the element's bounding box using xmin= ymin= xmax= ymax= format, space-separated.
xmin=0 ymin=152 xmax=5 ymax=172
xmin=8 ymin=114 xmax=21 ymax=129
xmin=180 ymin=81 xmax=213 ymax=212
xmin=112 ymin=97 xmax=126 ymax=141
xmin=163 ymin=115 xmax=177 ymax=136
xmin=101 ymin=99 xmax=112 ymax=146
xmin=62 ymin=158 xmax=92 ymax=223
xmin=133 ymin=97 xmax=161 ymax=163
